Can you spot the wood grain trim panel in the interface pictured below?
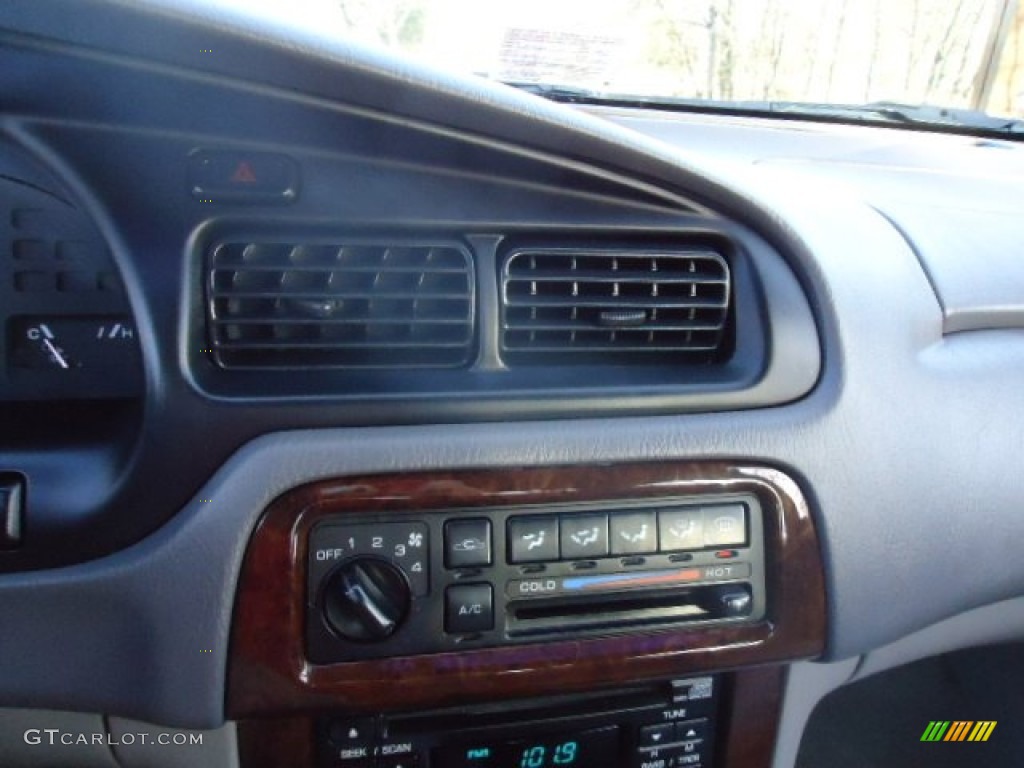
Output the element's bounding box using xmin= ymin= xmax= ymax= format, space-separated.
xmin=720 ymin=666 xmax=786 ymax=768
xmin=228 ymin=462 xmax=824 ymax=718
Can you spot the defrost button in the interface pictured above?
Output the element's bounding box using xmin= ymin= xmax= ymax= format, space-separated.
xmin=701 ymin=505 xmax=746 ymax=548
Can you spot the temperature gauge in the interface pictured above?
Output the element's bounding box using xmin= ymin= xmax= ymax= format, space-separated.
xmin=8 ymin=316 xmax=142 ymax=398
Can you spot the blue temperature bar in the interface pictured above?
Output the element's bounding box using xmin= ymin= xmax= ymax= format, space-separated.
xmin=562 ymin=568 xmax=703 ymax=592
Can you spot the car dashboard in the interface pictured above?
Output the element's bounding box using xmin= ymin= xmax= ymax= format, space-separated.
xmin=2 ymin=1 xmax=1024 ymax=767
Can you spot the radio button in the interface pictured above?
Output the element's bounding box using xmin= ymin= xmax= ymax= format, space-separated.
xmin=672 ymin=676 xmax=714 ymax=702
xmin=445 ymin=584 xmax=494 ymax=634
xmin=667 ymin=751 xmax=703 ymax=767
xmin=675 ymin=718 xmax=708 ymax=744
xmin=335 ymin=752 xmax=373 ymax=767
xmin=508 ymin=517 xmax=559 ymax=563
xmin=328 ymin=718 xmax=376 ymax=746
xmin=379 ymin=756 xmax=420 ymax=768
xmin=445 ymin=518 xmax=492 ymax=568
xmin=639 ymin=723 xmax=675 ymax=748
xmin=559 ymin=514 xmax=609 ymax=560
xmin=610 ymin=512 xmax=657 ymax=555
xmin=335 ymin=744 xmax=373 ymax=766
xmin=327 ymin=717 xmax=376 ymax=766
xmin=633 ymin=754 xmax=670 ymax=768
xmin=702 ymin=505 xmax=746 ymax=547
xmin=658 ymin=509 xmax=703 ymax=552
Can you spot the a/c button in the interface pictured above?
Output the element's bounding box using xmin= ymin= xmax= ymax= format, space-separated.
xmin=445 ymin=584 xmax=493 ymax=634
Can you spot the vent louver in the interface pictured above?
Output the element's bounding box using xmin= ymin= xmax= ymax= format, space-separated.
xmin=501 ymin=248 xmax=730 ymax=364
xmin=207 ymin=240 xmax=474 ymax=369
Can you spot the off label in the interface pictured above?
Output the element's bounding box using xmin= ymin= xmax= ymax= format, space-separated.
xmin=312 ymin=522 xmax=430 ymax=596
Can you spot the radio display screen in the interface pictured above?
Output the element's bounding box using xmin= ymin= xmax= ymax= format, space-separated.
xmin=434 ymin=726 xmax=620 ymax=768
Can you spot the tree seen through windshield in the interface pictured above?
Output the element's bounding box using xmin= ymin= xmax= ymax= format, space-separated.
xmin=273 ymin=0 xmax=1024 ymax=118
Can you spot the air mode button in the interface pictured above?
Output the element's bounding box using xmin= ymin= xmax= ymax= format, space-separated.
xmin=610 ymin=511 xmax=657 ymax=555
xmin=445 ymin=518 xmax=492 ymax=568
xmin=508 ymin=517 xmax=559 ymax=563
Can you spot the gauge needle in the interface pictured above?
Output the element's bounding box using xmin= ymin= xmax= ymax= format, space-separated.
xmin=42 ymin=337 xmax=69 ymax=369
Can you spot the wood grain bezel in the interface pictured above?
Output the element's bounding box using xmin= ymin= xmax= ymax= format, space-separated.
xmin=228 ymin=461 xmax=824 ymax=719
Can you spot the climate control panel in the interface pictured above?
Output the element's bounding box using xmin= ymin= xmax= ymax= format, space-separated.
xmin=307 ymin=495 xmax=766 ymax=663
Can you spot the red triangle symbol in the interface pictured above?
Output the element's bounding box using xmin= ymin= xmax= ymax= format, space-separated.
xmin=230 ymin=161 xmax=257 ymax=183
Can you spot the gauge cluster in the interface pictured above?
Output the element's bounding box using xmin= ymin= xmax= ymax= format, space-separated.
xmin=0 ymin=146 xmax=142 ymax=402
xmin=7 ymin=315 xmax=141 ymax=397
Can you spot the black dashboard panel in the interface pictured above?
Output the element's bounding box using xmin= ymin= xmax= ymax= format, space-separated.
xmin=0 ymin=5 xmax=817 ymax=573
xmin=0 ymin=143 xmax=142 ymax=402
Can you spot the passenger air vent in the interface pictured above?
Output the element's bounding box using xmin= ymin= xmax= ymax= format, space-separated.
xmin=501 ymin=248 xmax=730 ymax=364
xmin=207 ymin=240 xmax=474 ymax=369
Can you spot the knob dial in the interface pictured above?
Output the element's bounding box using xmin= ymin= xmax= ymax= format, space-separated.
xmin=322 ymin=557 xmax=411 ymax=642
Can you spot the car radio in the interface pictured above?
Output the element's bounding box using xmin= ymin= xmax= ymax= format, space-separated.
xmin=306 ymin=494 xmax=766 ymax=663
xmin=317 ymin=675 xmax=721 ymax=768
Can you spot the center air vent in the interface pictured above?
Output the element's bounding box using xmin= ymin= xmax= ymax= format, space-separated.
xmin=207 ymin=240 xmax=474 ymax=369
xmin=501 ymin=247 xmax=731 ymax=364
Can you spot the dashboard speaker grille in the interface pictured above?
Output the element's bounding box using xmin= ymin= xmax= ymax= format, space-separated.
xmin=207 ymin=240 xmax=474 ymax=369
xmin=501 ymin=248 xmax=730 ymax=364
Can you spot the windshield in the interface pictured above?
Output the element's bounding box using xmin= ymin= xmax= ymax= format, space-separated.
xmin=240 ymin=0 xmax=1024 ymax=121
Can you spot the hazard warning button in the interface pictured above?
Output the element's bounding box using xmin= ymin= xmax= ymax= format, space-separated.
xmin=188 ymin=149 xmax=299 ymax=204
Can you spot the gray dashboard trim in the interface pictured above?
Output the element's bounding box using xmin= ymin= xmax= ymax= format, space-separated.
xmin=590 ymin=104 xmax=1024 ymax=338
xmin=0 ymin=710 xmax=237 ymax=768
xmin=872 ymin=200 xmax=1024 ymax=335
xmin=851 ymin=596 xmax=1024 ymax=683
xmin=2 ymin=149 xmax=1023 ymax=730
xmin=772 ymin=659 xmax=860 ymax=768
xmin=773 ymin=596 xmax=1024 ymax=768
xmin=0 ymin=710 xmax=118 ymax=768
xmin=107 ymin=719 xmax=238 ymax=768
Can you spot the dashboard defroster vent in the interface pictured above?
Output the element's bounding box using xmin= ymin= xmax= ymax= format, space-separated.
xmin=501 ymin=248 xmax=730 ymax=364
xmin=207 ymin=240 xmax=474 ymax=369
